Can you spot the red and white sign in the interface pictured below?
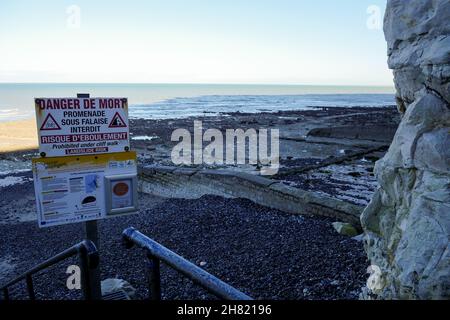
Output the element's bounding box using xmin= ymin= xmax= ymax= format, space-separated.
xmin=35 ymin=97 xmax=130 ymax=157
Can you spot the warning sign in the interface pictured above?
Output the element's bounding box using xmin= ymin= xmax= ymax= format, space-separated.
xmin=109 ymin=112 xmax=127 ymax=128
xmin=40 ymin=114 xmax=61 ymax=131
xmin=32 ymin=152 xmax=138 ymax=228
xmin=35 ymin=98 xmax=130 ymax=157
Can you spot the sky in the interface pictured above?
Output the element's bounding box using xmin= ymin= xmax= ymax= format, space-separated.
xmin=0 ymin=0 xmax=392 ymax=86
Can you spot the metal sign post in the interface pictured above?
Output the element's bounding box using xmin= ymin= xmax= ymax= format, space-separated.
xmin=77 ymin=93 xmax=102 ymax=300
xmin=83 ymin=219 xmax=101 ymax=299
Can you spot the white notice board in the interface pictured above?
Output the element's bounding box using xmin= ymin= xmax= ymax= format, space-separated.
xmin=32 ymin=152 xmax=137 ymax=228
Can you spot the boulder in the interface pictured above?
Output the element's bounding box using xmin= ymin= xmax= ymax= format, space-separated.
xmin=332 ymin=222 xmax=359 ymax=237
xmin=101 ymin=278 xmax=136 ymax=299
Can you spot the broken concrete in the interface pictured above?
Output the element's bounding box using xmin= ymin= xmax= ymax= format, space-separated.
xmin=308 ymin=125 xmax=397 ymax=143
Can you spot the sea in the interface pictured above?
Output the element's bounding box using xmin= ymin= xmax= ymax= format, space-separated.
xmin=0 ymin=83 xmax=396 ymax=122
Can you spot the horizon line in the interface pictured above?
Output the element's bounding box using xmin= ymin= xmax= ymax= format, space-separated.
xmin=0 ymin=82 xmax=395 ymax=88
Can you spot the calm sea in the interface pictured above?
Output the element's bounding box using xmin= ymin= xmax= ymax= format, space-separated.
xmin=0 ymin=83 xmax=396 ymax=122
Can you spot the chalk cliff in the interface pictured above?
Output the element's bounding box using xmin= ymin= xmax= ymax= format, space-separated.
xmin=361 ymin=0 xmax=450 ymax=299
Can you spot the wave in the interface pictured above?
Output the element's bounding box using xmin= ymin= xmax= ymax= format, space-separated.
xmin=0 ymin=109 xmax=33 ymax=121
xmin=129 ymin=94 xmax=396 ymax=120
xmin=0 ymin=108 xmax=19 ymax=113
xmin=0 ymin=93 xmax=396 ymax=121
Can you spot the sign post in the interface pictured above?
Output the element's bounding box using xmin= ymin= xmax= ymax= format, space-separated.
xmin=77 ymin=93 xmax=101 ymax=300
xmin=32 ymin=93 xmax=139 ymax=300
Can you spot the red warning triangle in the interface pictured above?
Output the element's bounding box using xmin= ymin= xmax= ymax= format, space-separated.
xmin=40 ymin=114 xmax=61 ymax=131
xmin=108 ymin=112 xmax=127 ymax=128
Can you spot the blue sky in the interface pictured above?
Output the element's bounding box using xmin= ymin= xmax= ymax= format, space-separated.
xmin=0 ymin=0 xmax=392 ymax=85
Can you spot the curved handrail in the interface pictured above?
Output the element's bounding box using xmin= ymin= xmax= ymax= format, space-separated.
xmin=122 ymin=227 xmax=252 ymax=300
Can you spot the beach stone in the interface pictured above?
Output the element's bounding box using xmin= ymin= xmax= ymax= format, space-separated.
xmin=361 ymin=0 xmax=450 ymax=299
xmin=332 ymin=222 xmax=359 ymax=237
xmin=101 ymin=278 xmax=136 ymax=299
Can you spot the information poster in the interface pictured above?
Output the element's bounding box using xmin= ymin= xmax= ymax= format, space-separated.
xmin=33 ymin=152 xmax=137 ymax=228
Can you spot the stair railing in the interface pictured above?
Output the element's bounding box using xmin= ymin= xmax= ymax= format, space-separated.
xmin=122 ymin=227 xmax=252 ymax=300
xmin=1 ymin=240 xmax=99 ymax=300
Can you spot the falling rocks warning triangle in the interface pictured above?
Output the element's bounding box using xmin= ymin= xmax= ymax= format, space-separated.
xmin=108 ymin=112 xmax=127 ymax=128
xmin=40 ymin=114 xmax=61 ymax=131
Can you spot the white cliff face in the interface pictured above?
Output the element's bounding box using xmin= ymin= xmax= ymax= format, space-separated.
xmin=361 ymin=0 xmax=450 ymax=299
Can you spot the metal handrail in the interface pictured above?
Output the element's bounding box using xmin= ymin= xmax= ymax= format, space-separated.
xmin=122 ymin=227 xmax=253 ymax=300
xmin=1 ymin=240 xmax=99 ymax=300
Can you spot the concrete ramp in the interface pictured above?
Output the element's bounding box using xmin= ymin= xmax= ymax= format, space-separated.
xmin=138 ymin=166 xmax=363 ymax=229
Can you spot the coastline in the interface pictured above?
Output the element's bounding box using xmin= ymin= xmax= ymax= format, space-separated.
xmin=0 ymin=105 xmax=399 ymax=201
xmin=0 ymin=104 xmax=398 ymax=155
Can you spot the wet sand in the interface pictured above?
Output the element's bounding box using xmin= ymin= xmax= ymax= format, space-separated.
xmin=0 ymin=119 xmax=37 ymax=153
